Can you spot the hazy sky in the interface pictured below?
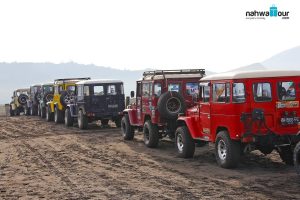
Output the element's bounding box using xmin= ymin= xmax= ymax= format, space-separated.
xmin=0 ymin=0 xmax=299 ymax=72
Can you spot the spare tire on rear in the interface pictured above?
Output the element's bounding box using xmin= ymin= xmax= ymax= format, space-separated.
xmin=60 ymin=91 xmax=74 ymax=108
xmin=43 ymin=92 xmax=54 ymax=103
xmin=157 ymin=91 xmax=186 ymax=119
xmin=18 ymin=94 xmax=28 ymax=105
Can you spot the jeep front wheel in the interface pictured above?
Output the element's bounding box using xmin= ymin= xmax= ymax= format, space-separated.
xmin=143 ymin=120 xmax=159 ymax=148
xmin=175 ymin=126 xmax=195 ymax=158
xmin=215 ymin=131 xmax=241 ymax=168
xmin=65 ymin=108 xmax=73 ymax=127
xmin=41 ymin=106 xmax=46 ymax=118
xmin=78 ymin=110 xmax=88 ymax=129
xmin=46 ymin=106 xmax=54 ymax=121
xmin=294 ymin=142 xmax=300 ymax=175
xmin=9 ymin=105 xmax=15 ymax=117
xmin=121 ymin=115 xmax=134 ymax=140
xmin=278 ymin=146 xmax=293 ymax=165
xmin=54 ymin=107 xmax=64 ymax=124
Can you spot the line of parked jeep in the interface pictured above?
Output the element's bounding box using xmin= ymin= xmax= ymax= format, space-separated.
xmin=8 ymin=69 xmax=300 ymax=175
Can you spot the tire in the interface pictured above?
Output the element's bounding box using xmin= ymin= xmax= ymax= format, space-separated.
xmin=46 ymin=106 xmax=54 ymax=122
xmin=143 ymin=120 xmax=159 ymax=148
xmin=64 ymin=108 xmax=73 ymax=127
xmin=30 ymin=106 xmax=37 ymax=116
xmin=41 ymin=106 xmax=46 ymax=118
xmin=60 ymin=91 xmax=74 ymax=108
xmin=101 ymin=119 xmax=109 ymax=126
xmin=24 ymin=107 xmax=30 ymax=116
xmin=175 ymin=126 xmax=195 ymax=158
xmin=18 ymin=94 xmax=28 ymax=105
xmin=43 ymin=92 xmax=54 ymax=103
xmin=121 ymin=115 xmax=134 ymax=140
xmin=157 ymin=91 xmax=186 ymax=119
xmin=54 ymin=107 xmax=64 ymax=124
xmin=215 ymin=131 xmax=241 ymax=168
xmin=294 ymin=142 xmax=300 ymax=175
xmin=278 ymin=146 xmax=294 ymax=165
xmin=115 ymin=118 xmax=121 ymax=128
xmin=78 ymin=110 xmax=88 ymax=129
xmin=37 ymin=104 xmax=41 ymax=116
xmin=9 ymin=106 xmax=15 ymax=116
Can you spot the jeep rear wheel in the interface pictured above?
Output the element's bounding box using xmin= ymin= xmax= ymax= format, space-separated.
xmin=143 ymin=120 xmax=159 ymax=148
xmin=37 ymin=104 xmax=41 ymax=116
xmin=278 ymin=146 xmax=294 ymax=165
xmin=46 ymin=106 xmax=54 ymax=121
xmin=215 ymin=131 xmax=241 ymax=168
xmin=115 ymin=118 xmax=121 ymax=128
xmin=9 ymin=106 xmax=14 ymax=116
xmin=121 ymin=115 xmax=134 ymax=140
xmin=157 ymin=91 xmax=186 ymax=119
xmin=294 ymin=142 xmax=300 ymax=175
xmin=78 ymin=110 xmax=88 ymax=129
xmin=24 ymin=107 xmax=30 ymax=116
xmin=54 ymin=107 xmax=64 ymax=124
xmin=175 ymin=126 xmax=195 ymax=158
xmin=41 ymin=106 xmax=46 ymax=118
xmin=65 ymin=108 xmax=73 ymax=127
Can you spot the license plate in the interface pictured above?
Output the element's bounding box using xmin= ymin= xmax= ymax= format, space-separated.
xmin=281 ymin=117 xmax=299 ymax=125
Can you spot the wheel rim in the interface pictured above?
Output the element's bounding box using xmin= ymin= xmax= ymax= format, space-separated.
xmin=64 ymin=94 xmax=74 ymax=104
xmin=20 ymin=97 xmax=27 ymax=104
xmin=166 ymin=97 xmax=181 ymax=113
xmin=218 ymin=139 xmax=227 ymax=161
xmin=177 ymin=133 xmax=184 ymax=153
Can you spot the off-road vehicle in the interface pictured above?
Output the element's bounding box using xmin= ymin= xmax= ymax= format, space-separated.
xmin=38 ymin=83 xmax=54 ymax=118
xmin=121 ymin=69 xmax=205 ymax=148
xmin=175 ymin=70 xmax=300 ymax=168
xmin=9 ymin=88 xmax=30 ymax=116
xmin=25 ymin=84 xmax=42 ymax=116
xmin=46 ymin=78 xmax=90 ymax=123
xmin=64 ymin=79 xmax=125 ymax=129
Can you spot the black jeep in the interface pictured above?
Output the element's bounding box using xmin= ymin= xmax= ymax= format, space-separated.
xmin=25 ymin=84 xmax=42 ymax=116
xmin=38 ymin=83 xmax=54 ymax=118
xmin=64 ymin=79 xmax=125 ymax=129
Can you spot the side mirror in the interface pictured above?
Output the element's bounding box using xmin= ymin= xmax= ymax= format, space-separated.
xmin=130 ymin=91 xmax=135 ymax=98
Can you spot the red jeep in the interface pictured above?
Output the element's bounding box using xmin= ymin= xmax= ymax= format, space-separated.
xmin=175 ymin=70 xmax=300 ymax=168
xmin=121 ymin=69 xmax=205 ymax=147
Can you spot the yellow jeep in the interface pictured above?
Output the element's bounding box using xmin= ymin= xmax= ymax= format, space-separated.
xmin=10 ymin=88 xmax=30 ymax=116
xmin=46 ymin=78 xmax=90 ymax=123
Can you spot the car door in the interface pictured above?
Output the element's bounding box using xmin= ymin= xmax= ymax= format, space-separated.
xmin=199 ymin=82 xmax=211 ymax=140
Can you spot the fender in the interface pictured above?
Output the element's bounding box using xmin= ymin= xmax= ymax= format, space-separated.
xmin=47 ymin=102 xmax=55 ymax=113
xmin=123 ymin=108 xmax=138 ymax=125
xmin=67 ymin=104 xmax=77 ymax=117
xmin=78 ymin=106 xmax=86 ymax=115
xmin=177 ymin=116 xmax=202 ymax=139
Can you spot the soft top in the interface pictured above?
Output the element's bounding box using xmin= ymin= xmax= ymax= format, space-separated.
xmin=76 ymin=79 xmax=123 ymax=85
xmin=201 ymin=70 xmax=300 ymax=81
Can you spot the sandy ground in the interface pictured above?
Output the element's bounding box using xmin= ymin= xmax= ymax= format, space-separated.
xmin=0 ymin=116 xmax=299 ymax=200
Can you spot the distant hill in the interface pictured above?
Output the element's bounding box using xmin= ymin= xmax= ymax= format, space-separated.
xmin=228 ymin=46 xmax=300 ymax=72
xmin=0 ymin=63 xmax=213 ymax=104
